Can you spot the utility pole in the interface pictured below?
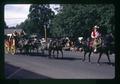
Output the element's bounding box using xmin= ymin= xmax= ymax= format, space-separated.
xmin=44 ymin=24 xmax=47 ymax=42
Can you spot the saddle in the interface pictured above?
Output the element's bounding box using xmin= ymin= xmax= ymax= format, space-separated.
xmin=89 ymin=38 xmax=102 ymax=52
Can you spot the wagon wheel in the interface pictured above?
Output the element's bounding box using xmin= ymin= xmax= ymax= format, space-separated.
xmin=4 ymin=42 xmax=9 ymax=54
xmin=10 ymin=45 xmax=16 ymax=55
xmin=4 ymin=45 xmax=9 ymax=54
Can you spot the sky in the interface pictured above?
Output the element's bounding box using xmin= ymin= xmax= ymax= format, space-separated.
xmin=5 ymin=4 xmax=60 ymax=27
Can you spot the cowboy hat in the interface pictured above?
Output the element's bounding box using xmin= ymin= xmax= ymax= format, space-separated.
xmin=94 ymin=25 xmax=99 ymax=28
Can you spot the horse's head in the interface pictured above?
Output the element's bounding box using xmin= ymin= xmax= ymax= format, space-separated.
xmin=58 ymin=38 xmax=68 ymax=47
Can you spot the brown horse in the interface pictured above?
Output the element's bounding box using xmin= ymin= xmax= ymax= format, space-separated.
xmin=82 ymin=35 xmax=114 ymax=64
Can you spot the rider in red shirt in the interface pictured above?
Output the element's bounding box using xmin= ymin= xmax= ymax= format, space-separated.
xmin=91 ymin=25 xmax=100 ymax=39
xmin=91 ymin=25 xmax=100 ymax=52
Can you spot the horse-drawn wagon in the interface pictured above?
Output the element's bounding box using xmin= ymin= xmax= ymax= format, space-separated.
xmin=4 ymin=34 xmax=16 ymax=55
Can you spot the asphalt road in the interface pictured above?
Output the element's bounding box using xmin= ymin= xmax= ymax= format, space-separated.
xmin=5 ymin=63 xmax=51 ymax=79
xmin=5 ymin=50 xmax=115 ymax=79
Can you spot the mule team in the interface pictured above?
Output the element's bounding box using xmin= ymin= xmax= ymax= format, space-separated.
xmin=4 ymin=26 xmax=114 ymax=64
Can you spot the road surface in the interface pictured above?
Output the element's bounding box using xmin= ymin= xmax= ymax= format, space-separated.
xmin=5 ymin=51 xmax=115 ymax=79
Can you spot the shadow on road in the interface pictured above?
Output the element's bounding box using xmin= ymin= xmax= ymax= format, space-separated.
xmin=90 ymin=62 xmax=115 ymax=66
xmin=53 ymin=57 xmax=83 ymax=61
xmin=5 ymin=63 xmax=52 ymax=79
xmin=15 ymin=52 xmax=48 ymax=57
xmin=15 ymin=52 xmax=83 ymax=61
xmin=98 ymin=62 xmax=115 ymax=66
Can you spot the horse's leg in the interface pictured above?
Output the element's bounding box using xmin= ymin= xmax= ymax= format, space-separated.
xmin=41 ymin=48 xmax=44 ymax=55
xmin=60 ymin=49 xmax=63 ymax=59
xmin=57 ymin=50 xmax=59 ymax=59
xmin=24 ymin=47 xmax=27 ymax=55
xmin=37 ymin=47 xmax=39 ymax=54
xmin=97 ymin=52 xmax=103 ymax=64
xmin=18 ymin=48 xmax=21 ymax=54
xmin=20 ymin=48 xmax=23 ymax=54
xmin=19 ymin=49 xmax=22 ymax=54
xmin=48 ymin=49 xmax=51 ymax=58
xmin=25 ymin=46 xmax=28 ymax=55
xmin=88 ymin=51 xmax=92 ymax=62
xmin=83 ymin=51 xmax=87 ymax=62
xmin=28 ymin=46 xmax=30 ymax=55
xmin=22 ymin=47 xmax=25 ymax=55
xmin=106 ymin=51 xmax=111 ymax=64
xmin=32 ymin=46 xmax=34 ymax=53
xmin=27 ymin=49 xmax=29 ymax=56
xmin=53 ymin=49 xmax=55 ymax=58
xmin=29 ymin=47 xmax=31 ymax=53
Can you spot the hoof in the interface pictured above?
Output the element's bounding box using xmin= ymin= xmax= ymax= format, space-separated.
xmin=82 ymin=59 xmax=85 ymax=62
xmin=97 ymin=63 xmax=100 ymax=66
xmin=48 ymin=57 xmax=51 ymax=59
xmin=88 ymin=61 xmax=91 ymax=62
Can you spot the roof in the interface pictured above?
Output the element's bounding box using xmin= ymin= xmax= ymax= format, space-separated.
xmin=4 ymin=28 xmax=22 ymax=35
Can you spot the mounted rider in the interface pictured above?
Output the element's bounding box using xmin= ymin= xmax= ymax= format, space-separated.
xmin=13 ymin=30 xmax=19 ymax=37
xmin=104 ymin=32 xmax=114 ymax=54
xmin=19 ymin=30 xmax=26 ymax=39
xmin=91 ymin=25 xmax=101 ymax=52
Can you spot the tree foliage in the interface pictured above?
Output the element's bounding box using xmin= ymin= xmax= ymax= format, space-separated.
xmin=16 ymin=4 xmax=114 ymax=38
xmin=50 ymin=4 xmax=115 ymax=38
xmin=27 ymin=4 xmax=54 ymax=36
xmin=17 ymin=4 xmax=54 ymax=37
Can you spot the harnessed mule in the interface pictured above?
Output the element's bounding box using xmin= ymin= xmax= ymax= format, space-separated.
xmin=48 ymin=38 xmax=67 ymax=59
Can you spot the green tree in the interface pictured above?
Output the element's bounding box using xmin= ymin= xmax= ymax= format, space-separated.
xmin=27 ymin=4 xmax=55 ymax=36
xmin=50 ymin=4 xmax=115 ymax=38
